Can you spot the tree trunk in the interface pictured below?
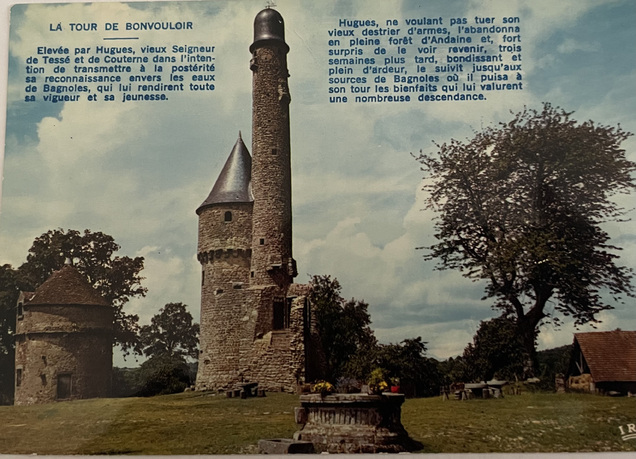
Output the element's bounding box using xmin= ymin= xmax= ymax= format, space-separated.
xmin=516 ymin=303 xmax=545 ymax=380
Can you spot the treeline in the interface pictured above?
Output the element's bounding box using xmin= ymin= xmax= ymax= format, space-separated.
xmin=308 ymin=275 xmax=572 ymax=397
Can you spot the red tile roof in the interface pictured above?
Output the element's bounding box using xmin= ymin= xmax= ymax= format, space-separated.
xmin=27 ymin=265 xmax=108 ymax=307
xmin=574 ymin=331 xmax=636 ymax=382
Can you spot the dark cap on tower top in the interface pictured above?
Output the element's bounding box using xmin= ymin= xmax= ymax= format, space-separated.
xmin=250 ymin=8 xmax=289 ymax=53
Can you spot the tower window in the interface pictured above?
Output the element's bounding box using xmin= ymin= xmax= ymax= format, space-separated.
xmin=260 ymin=238 xmax=265 ymax=245
xmin=17 ymin=302 xmax=23 ymax=320
xmin=16 ymin=369 xmax=22 ymax=387
xmin=224 ymin=211 xmax=232 ymax=222
xmin=273 ymin=300 xmax=285 ymax=330
xmin=201 ymin=270 xmax=205 ymax=286
xmin=271 ymin=148 xmax=277 ymax=155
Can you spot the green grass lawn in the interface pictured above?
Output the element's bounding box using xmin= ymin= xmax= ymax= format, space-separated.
xmin=0 ymin=391 xmax=634 ymax=454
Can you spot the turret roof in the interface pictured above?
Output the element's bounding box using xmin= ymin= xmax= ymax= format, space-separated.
xmin=27 ymin=264 xmax=109 ymax=307
xmin=197 ymin=133 xmax=253 ymax=213
xmin=250 ymin=8 xmax=288 ymax=53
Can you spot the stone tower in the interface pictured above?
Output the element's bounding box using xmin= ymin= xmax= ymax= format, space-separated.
xmin=195 ymin=8 xmax=323 ymax=393
xmin=249 ymin=7 xmax=295 ymax=288
xmin=14 ymin=264 xmax=113 ymax=405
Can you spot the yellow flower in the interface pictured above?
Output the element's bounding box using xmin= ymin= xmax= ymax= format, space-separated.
xmin=312 ymin=381 xmax=335 ymax=395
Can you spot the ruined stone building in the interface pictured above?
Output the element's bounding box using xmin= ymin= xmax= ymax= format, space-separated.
xmin=195 ymin=8 xmax=323 ymax=392
xmin=14 ymin=264 xmax=113 ymax=405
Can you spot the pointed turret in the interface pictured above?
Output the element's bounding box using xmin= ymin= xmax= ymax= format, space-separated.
xmin=197 ymin=133 xmax=253 ymax=214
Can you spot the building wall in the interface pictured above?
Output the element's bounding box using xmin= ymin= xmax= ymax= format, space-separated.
xmin=197 ymin=202 xmax=253 ymax=254
xmin=196 ymin=281 xmax=310 ymax=392
xmin=14 ymin=304 xmax=112 ymax=405
xmin=250 ymin=43 xmax=294 ymax=287
xmin=197 ymin=200 xmax=254 ymax=390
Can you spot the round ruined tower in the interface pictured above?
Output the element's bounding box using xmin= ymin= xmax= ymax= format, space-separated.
xmin=14 ymin=264 xmax=113 ymax=405
xmin=195 ymin=133 xmax=254 ymax=390
xmin=249 ymin=8 xmax=296 ymax=288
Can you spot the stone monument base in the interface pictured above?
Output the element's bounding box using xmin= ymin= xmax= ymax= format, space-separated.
xmin=293 ymin=393 xmax=420 ymax=453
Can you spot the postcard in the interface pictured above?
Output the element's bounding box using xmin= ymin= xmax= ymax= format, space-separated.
xmin=0 ymin=0 xmax=635 ymax=454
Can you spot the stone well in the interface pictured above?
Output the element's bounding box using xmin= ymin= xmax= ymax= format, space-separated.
xmin=293 ymin=393 xmax=419 ymax=453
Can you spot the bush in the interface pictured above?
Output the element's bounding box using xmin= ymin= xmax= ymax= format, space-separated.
xmin=135 ymin=355 xmax=193 ymax=397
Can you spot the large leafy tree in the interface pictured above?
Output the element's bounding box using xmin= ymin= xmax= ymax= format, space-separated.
xmin=309 ymin=275 xmax=377 ymax=381
xmin=139 ymin=302 xmax=199 ymax=360
xmin=376 ymin=337 xmax=442 ymax=397
xmin=416 ymin=104 xmax=635 ymax=376
xmin=462 ymin=315 xmax=526 ymax=382
xmin=17 ymin=228 xmax=147 ymax=355
xmin=137 ymin=303 xmax=199 ymax=396
xmin=0 ymin=265 xmax=22 ymax=404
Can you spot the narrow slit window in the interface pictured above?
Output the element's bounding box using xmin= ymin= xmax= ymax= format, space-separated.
xmin=224 ymin=211 xmax=232 ymax=222
xmin=273 ymin=300 xmax=285 ymax=330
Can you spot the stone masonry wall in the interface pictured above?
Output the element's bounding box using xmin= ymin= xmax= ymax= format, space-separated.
xmin=196 ymin=280 xmax=310 ymax=392
xmin=246 ymin=289 xmax=307 ymax=392
xmin=197 ymin=202 xmax=253 ymax=254
xmin=15 ymin=331 xmax=112 ymax=405
xmin=250 ymin=43 xmax=293 ymax=287
xmin=17 ymin=304 xmax=112 ymax=335
xmin=196 ymin=251 xmax=252 ymax=390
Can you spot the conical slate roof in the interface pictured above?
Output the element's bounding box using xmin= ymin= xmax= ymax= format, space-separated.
xmin=27 ymin=264 xmax=109 ymax=307
xmin=197 ymin=133 xmax=253 ymax=214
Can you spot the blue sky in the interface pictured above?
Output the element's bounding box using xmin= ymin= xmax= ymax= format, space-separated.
xmin=1 ymin=0 xmax=635 ymax=366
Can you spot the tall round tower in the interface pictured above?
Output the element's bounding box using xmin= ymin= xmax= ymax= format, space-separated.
xmin=195 ymin=133 xmax=254 ymax=389
xmin=249 ymin=8 xmax=296 ymax=288
xmin=14 ymin=264 xmax=113 ymax=405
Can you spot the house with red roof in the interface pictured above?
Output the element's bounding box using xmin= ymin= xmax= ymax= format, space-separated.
xmin=567 ymin=330 xmax=636 ymax=395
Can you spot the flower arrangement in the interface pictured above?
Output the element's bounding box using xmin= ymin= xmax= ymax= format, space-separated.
xmin=367 ymin=368 xmax=389 ymax=394
xmin=312 ymin=380 xmax=335 ymax=396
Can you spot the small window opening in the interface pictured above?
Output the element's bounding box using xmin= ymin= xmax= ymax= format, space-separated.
xmin=41 ymin=374 xmax=47 ymax=386
xmin=250 ymin=271 xmax=255 ymax=278
xmin=260 ymin=238 xmax=265 ymax=245
xmin=224 ymin=211 xmax=232 ymax=222
xmin=201 ymin=270 xmax=205 ymax=286
xmin=271 ymin=148 xmax=277 ymax=155
xmin=57 ymin=374 xmax=72 ymax=400
xmin=16 ymin=369 xmax=22 ymax=387
xmin=273 ymin=300 xmax=285 ymax=330
xmin=17 ymin=303 xmax=23 ymax=320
